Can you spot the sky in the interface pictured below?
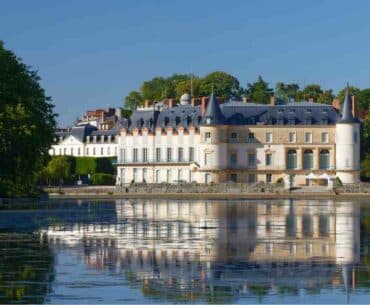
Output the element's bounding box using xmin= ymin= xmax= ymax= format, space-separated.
xmin=2 ymin=0 xmax=370 ymax=126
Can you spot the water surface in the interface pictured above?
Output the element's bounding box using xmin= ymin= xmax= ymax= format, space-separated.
xmin=1 ymin=199 xmax=370 ymax=304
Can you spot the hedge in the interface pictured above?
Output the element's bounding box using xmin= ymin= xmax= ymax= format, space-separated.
xmin=91 ymin=173 xmax=115 ymax=185
xmin=74 ymin=157 xmax=115 ymax=175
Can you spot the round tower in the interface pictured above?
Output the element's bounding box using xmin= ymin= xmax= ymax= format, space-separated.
xmin=335 ymin=86 xmax=360 ymax=184
xmin=199 ymin=92 xmax=227 ymax=183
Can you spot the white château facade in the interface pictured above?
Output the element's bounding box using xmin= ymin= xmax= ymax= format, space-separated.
xmin=116 ymin=87 xmax=360 ymax=186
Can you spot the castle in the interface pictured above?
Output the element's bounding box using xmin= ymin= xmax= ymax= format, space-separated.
xmin=116 ymin=86 xmax=360 ymax=186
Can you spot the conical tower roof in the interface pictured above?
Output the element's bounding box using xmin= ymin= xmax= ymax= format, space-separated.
xmin=201 ymin=91 xmax=226 ymax=125
xmin=339 ymin=85 xmax=357 ymax=123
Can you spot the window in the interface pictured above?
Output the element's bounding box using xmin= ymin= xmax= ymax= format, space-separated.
xmin=205 ymin=153 xmax=212 ymax=165
xmin=289 ymin=132 xmax=296 ymax=143
xmin=64 ymin=148 xmax=67 ymax=155
xmin=303 ymin=214 xmax=313 ymax=237
xmin=304 ymin=132 xmax=312 ymax=143
xmin=133 ymin=148 xmax=138 ymax=162
xmin=206 ymin=117 xmax=211 ymax=125
xmin=77 ymin=148 xmax=80 ymax=156
xmin=143 ymin=148 xmax=148 ymax=162
xmin=288 ymin=119 xmax=295 ymax=125
xmin=107 ymin=147 xmax=110 ymax=155
xmin=266 ymin=173 xmax=272 ymax=183
xmin=266 ymin=132 xmax=273 ymax=143
xmin=167 ymin=148 xmax=172 ymax=162
xmin=230 ymin=173 xmax=237 ymax=183
xmin=248 ymin=153 xmax=256 ymax=167
xmin=248 ymin=132 xmax=255 ymax=142
xmin=205 ymin=173 xmax=212 ymax=184
xmin=205 ymin=132 xmax=211 ymax=142
xmin=265 ymin=153 xmax=272 ymax=166
xmin=177 ymin=169 xmax=183 ymax=181
xmin=230 ymin=132 xmax=237 ymax=142
xmin=178 ymin=147 xmax=184 ymax=162
xmin=189 ymin=147 xmax=194 ymax=162
xmin=303 ymin=149 xmax=313 ymax=170
xmin=86 ymin=148 xmax=89 ymax=156
xmin=120 ymin=149 xmax=125 ymax=162
xmin=248 ymin=173 xmax=255 ymax=183
xmin=155 ymin=170 xmax=160 ymax=183
xmin=188 ymin=170 xmax=193 ymax=182
xmin=70 ymin=148 xmax=74 ymax=155
xmin=166 ymin=170 xmax=172 ymax=183
xmin=93 ymin=147 xmax=96 ymax=156
xmin=156 ymin=148 xmax=161 ymax=162
xmin=319 ymin=149 xmax=330 ymax=170
xmin=354 ymin=131 xmax=358 ymax=143
xmin=143 ymin=168 xmax=148 ymax=182
xmin=230 ymin=152 xmax=237 ymax=166
xmin=133 ymin=168 xmax=138 ymax=182
xmin=287 ymin=149 xmax=297 ymax=169
xmin=321 ymin=132 xmax=329 ymax=143
xmin=100 ymin=147 xmax=104 ymax=156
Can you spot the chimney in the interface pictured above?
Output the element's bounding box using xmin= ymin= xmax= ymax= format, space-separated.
xmin=270 ymin=96 xmax=275 ymax=106
xmin=191 ymin=98 xmax=196 ymax=107
xmin=352 ymin=95 xmax=357 ymax=118
xmin=201 ymin=97 xmax=208 ymax=116
xmin=144 ymin=99 xmax=150 ymax=108
xmin=115 ymin=108 xmax=122 ymax=119
xmin=332 ymin=98 xmax=341 ymax=111
xmin=242 ymin=96 xmax=248 ymax=103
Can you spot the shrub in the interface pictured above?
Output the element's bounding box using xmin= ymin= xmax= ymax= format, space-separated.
xmin=75 ymin=157 xmax=115 ymax=175
xmin=91 ymin=173 xmax=115 ymax=185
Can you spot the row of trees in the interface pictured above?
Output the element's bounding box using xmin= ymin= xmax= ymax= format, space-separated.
xmin=123 ymin=71 xmax=370 ymax=113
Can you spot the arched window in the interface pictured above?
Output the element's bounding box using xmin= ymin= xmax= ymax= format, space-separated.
xmin=319 ymin=149 xmax=330 ymax=170
xmin=287 ymin=149 xmax=297 ymax=169
xmin=303 ymin=149 xmax=313 ymax=170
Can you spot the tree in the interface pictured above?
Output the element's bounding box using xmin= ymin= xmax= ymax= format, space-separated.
xmin=175 ymin=77 xmax=202 ymax=99
xmin=275 ymin=82 xmax=300 ymax=101
xmin=246 ymin=76 xmax=274 ymax=104
xmin=337 ymin=86 xmax=370 ymax=112
xmin=124 ymin=91 xmax=143 ymax=111
xmin=361 ymin=153 xmax=370 ymax=181
xmin=47 ymin=156 xmax=71 ymax=185
xmin=0 ymin=41 xmax=56 ymax=197
xmin=200 ymin=71 xmax=243 ymax=99
xmin=302 ymin=84 xmax=322 ymax=101
xmin=317 ymin=89 xmax=334 ymax=104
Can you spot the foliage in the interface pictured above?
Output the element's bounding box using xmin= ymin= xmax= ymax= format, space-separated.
xmin=124 ymin=91 xmax=143 ymax=111
xmin=41 ymin=156 xmax=73 ymax=185
xmin=199 ymin=71 xmax=243 ymax=99
xmin=361 ymin=154 xmax=370 ymax=181
xmin=91 ymin=173 xmax=115 ymax=185
xmin=75 ymin=157 xmax=114 ymax=176
xmin=337 ymin=86 xmax=370 ymax=112
xmin=0 ymin=41 xmax=56 ymax=197
xmin=362 ymin=109 xmax=370 ymax=157
xmin=246 ymin=75 xmax=273 ymax=104
xmin=175 ymin=77 xmax=202 ymax=99
xmin=275 ymin=82 xmax=300 ymax=101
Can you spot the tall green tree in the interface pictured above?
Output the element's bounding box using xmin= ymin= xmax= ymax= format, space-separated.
xmin=46 ymin=156 xmax=71 ymax=185
xmin=302 ymin=84 xmax=322 ymax=101
xmin=124 ymin=91 xmax=143 ymax=111
xmin=0 ymin=41 xmax=56 ymax=197
xmin=175 ymin=77 xmax=202 ymax=99
xmin=200 ymin=71 xmax=243 ymax=99
xmin=275 ymin=82 xmax=300 ymax=101
xmin=317 ymin=89 xmax=334 ymax=104
xmin=246 ymin=76 xmax=274 ymax=104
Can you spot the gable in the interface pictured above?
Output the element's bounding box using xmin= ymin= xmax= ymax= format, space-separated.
xmin=60 ymin=135 xmax=84 ymax=145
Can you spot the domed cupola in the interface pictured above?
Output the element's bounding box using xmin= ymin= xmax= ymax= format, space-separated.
xmin=180 ymin=93 xmax=191 ymax=105
xmin=201 ymin=91 xmax=226 ymax=125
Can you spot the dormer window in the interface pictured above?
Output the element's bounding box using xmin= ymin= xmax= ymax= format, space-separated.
xmin=206 ymin=117 xmax=211 ymax=125
xmin=322 ymin=109 xmax=328 ymax=113
xmin=288 ymin=118 xmax=295 ymax=125
xmin=164 ymin=117 xmax=170 ymax=126
xmin=321 ymin=118 xmax=328 ymax=124
xmin=306 ymin=108 xmax=312 ymax=113
xmin=277 ymin=109 xmax=283 ymax=113
xmin=305 ymin=118 xmax=312 ymax=125
xmin=289 ymin=109 xmax=295 ymax=113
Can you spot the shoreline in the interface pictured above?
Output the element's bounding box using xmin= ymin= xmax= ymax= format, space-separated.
xmin=46 ymin=191 xmax=370 ymax=200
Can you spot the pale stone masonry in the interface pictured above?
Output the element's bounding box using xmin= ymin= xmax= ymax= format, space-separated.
xmin=116 ymin=87 xmax=360 ymax=186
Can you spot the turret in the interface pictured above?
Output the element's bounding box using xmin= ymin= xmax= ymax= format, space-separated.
xmin=335 ymin=85 xmax=360 ymax=184
xmin=199 ymin=92 xmax=227 ymax=183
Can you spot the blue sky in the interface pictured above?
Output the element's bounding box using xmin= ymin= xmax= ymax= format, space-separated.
xmin=2 ymin=0 xmax=370 ymax=126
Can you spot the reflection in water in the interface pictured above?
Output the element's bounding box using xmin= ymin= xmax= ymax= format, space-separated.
xmin=35 ymin=199 xmax=367 ymax=303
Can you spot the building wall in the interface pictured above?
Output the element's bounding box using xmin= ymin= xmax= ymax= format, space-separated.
xmin=117 ymin=124 xmax=337 ymax=185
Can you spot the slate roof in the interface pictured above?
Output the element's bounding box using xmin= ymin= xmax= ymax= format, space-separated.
xmin=201 ymin=92 xmax=226 ymax=125
xmin=338 ymin=86 xmax=358 ymax=123
xmin=125 ymin=98 xmax=339 ymax=131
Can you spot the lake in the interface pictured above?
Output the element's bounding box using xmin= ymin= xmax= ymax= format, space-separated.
xmin=0 ymin=198 xmax=370 ymax=304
